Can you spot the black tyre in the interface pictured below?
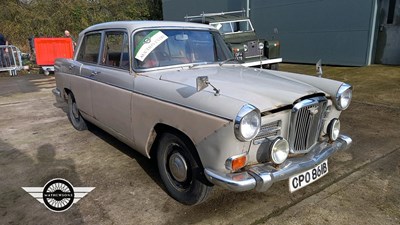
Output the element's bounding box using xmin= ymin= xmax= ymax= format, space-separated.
xmin=156 ymin=132 xmax=212 ymax=205
xmin=262 ymin=63 xmax=279 ymax=70
xmin=270 ymin=63 xmax=279 ymax=70
xmin=67 ymin=92 xmax=87 ymax=131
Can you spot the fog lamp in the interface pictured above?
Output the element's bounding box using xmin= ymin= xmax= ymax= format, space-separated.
xmin=328 ymin=119 xmax=340 ymax=141
xmin=270 ymin=138 xmax=289 ymax=164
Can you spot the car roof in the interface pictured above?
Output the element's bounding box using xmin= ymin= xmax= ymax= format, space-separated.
xmin=79 ymin=20 xmax=217 ymax=35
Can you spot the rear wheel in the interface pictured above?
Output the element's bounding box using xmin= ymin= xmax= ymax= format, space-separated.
xmin=156 ymin=132 xmax=212 ymax=205
xmin=67 ymin=92 xmax=87 ymax=131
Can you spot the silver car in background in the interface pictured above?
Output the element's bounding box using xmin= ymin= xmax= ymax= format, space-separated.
xmin=53 ymin=21 xmax=352 ymax=205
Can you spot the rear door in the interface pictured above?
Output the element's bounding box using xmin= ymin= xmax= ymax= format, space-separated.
xmin=73 ymin=32 xmax=104 ymax=117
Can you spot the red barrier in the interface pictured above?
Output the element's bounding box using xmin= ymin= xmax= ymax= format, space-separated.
xmin=34 ymin=38 xmax=74 ymax=66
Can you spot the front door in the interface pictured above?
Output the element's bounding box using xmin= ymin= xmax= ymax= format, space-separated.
xmin=90 ymin=31 xmax=134 ymax=140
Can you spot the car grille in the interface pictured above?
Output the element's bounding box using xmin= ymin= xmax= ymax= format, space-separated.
xmin=243 ymin=40 xmax=262 ymax=58
xmin=289 ymin=96 xmax=328 ymax=153
xmin=253 ymin=120 xmax=281 ymax=145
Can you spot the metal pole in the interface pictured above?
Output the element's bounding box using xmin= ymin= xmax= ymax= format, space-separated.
xmin=246 ymin=0 xmax=250 ymax=18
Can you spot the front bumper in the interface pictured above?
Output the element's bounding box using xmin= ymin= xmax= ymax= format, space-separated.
xmin=204 ymin=135 xmax=352 ymax=192
xmin=241 ymin=58 xmax=282 ymax=67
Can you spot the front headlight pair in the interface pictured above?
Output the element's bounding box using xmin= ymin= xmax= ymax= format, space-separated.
xmin=243 ymin=42 xmax=264 ymax=52
xmin=335 ymin=83 xmax=352 ymax=110
xmin=234 ymin=104 xmax=261 ymax=142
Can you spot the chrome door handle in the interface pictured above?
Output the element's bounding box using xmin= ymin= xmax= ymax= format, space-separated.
xmin=90 ymin=71 xmax=100 ymax=76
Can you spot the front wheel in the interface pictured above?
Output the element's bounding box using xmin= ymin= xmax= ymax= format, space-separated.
xmin=270 ymin=63 xmax=279 ymax=70
xmin=67 ymin=92 xmax=87 ymax=131
xmin=262 ymin=63 xmax=279 ymax=70
xmin=156 ymin=132 xmax=212 ymax=205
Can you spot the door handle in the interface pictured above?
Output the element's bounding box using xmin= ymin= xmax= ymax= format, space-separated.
xmin=90 ymin=71 xmax=100 ymax=76
xmin=68 ymin=64 xmax=75 ymax=70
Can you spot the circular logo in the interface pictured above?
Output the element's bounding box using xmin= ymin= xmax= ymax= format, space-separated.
xmin=42 ymin=178 xmax=75 ymax=212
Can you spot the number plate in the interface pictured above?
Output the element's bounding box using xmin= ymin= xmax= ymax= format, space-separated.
xmin=289 ymin=160 xmax=328 ymax=193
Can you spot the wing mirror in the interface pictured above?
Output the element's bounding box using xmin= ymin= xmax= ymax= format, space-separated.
xmin=196 ymin=76 xmax=220 ymax=96
xmin=196 ymin=76 xmax=209 ymax=92
xmin=316 ymin=59 xmax=323 ymax=78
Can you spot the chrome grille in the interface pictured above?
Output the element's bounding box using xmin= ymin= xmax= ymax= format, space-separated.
xmin=253 ymin=120 xmax=281 ymax=145
xmin=289 ymin=97 xmax=327 ymax=153
xmin=243 ymin=40 xmax=262 ymax=58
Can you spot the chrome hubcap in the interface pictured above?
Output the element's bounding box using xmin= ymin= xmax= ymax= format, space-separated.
xmin=168 ymin=152 xmax=188 ymax=182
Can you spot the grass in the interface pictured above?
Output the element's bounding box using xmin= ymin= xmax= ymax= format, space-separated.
xmin=280 ymin=64 xmax=400 ymax=108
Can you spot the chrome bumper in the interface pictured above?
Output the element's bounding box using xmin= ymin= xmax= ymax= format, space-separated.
xmin=52 ymin=88 xmax=64 ymax=103
xmin=204 ymin=135 xmax=352 ymax=192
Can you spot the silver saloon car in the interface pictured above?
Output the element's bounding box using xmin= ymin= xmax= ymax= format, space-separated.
xmin=53 ymin=21 xmax=352 ymax=205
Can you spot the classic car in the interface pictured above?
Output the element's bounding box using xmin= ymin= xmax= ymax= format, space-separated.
xmin=185 ymin=10 xmax=282 ymax=70
xmin=53 ymin=21 xmax=352 ymax=205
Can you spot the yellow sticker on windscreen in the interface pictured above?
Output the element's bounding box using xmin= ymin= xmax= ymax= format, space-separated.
xmin=135 ymin=30 xmax=168 ymax=62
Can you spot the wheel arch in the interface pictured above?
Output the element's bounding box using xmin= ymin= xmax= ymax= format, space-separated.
xmin=63 ymin=88 xmax=72 ymax=100
xmin=148 ymin=123 xmax=212 ymax=186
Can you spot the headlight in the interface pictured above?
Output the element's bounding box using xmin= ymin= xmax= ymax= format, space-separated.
xmin=335 ymin=83 xmax=352 ymax=110
xmin=243 ymin=44 xmax=248 ymax=52
xmin=328 ymin=119 xmax=340 ymax=141
xmin=258 ymin=42 xmax=264 ymax=50
xmin=234 ymin=104 xmax=261 ymax=142
xmin=270 ymin=137 xmax=289 ymax=164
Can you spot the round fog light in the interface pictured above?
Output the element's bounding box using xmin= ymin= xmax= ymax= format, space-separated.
xmin=270 ymin=138 xmax=289 ymax=164
xmin=328 ymin=119 xmax=340 ymax=141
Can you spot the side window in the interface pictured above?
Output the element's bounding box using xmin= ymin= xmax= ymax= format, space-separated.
xmin=101 ymin=31 xmax=129 ymax=69
xmin=220 ymin=23 xmax=233 ymax=34
xmin=77 ymin=33 xmax=101 ymax=64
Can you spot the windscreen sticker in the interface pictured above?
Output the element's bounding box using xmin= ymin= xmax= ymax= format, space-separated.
xmin=135 ymin=30 xmax=168 ymax=62
xmin=216 ymin=23 xmax=222 ymax=30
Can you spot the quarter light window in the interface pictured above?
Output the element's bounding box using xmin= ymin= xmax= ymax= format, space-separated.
xmin=77 ymin=33 xmax=102 ymax=64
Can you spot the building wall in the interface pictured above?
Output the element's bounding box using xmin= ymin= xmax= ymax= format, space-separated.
xmin=250 ymin=0 xmax=377 ymax=66
xmin=162 ymin=0 xmax=377 ymax=66
xmin=162 ymin=0 xmax=246 ymax=21
xmin=375 ymin=0 xmax=400 ymax=65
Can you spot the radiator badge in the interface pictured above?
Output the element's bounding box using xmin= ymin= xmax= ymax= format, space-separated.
xmin=308 ymin=106 xmax=319 ymax=115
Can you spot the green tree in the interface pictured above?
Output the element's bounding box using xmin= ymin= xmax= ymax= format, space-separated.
xmin=0 ymin=0 xmax=163 ymax=51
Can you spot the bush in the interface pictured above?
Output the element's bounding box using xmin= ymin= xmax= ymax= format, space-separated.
xmin=0 ymin=0 xmax=163 ymax=52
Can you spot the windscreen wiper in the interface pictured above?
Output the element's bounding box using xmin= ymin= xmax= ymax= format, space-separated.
xmin=219 ymin=58 xmax=238 ymax=66
xmin=188 ymin=62 xmax=209 ymax=69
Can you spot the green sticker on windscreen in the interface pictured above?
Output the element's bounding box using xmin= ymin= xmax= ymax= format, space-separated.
xmin=135 ymin=30 xmax=168 ymax=62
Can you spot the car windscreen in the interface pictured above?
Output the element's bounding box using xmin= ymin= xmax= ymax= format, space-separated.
xmin=133 ymin=29 xmax=233 ymax=70
xmin=211 ymin=20 xmax=254 ymax=34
